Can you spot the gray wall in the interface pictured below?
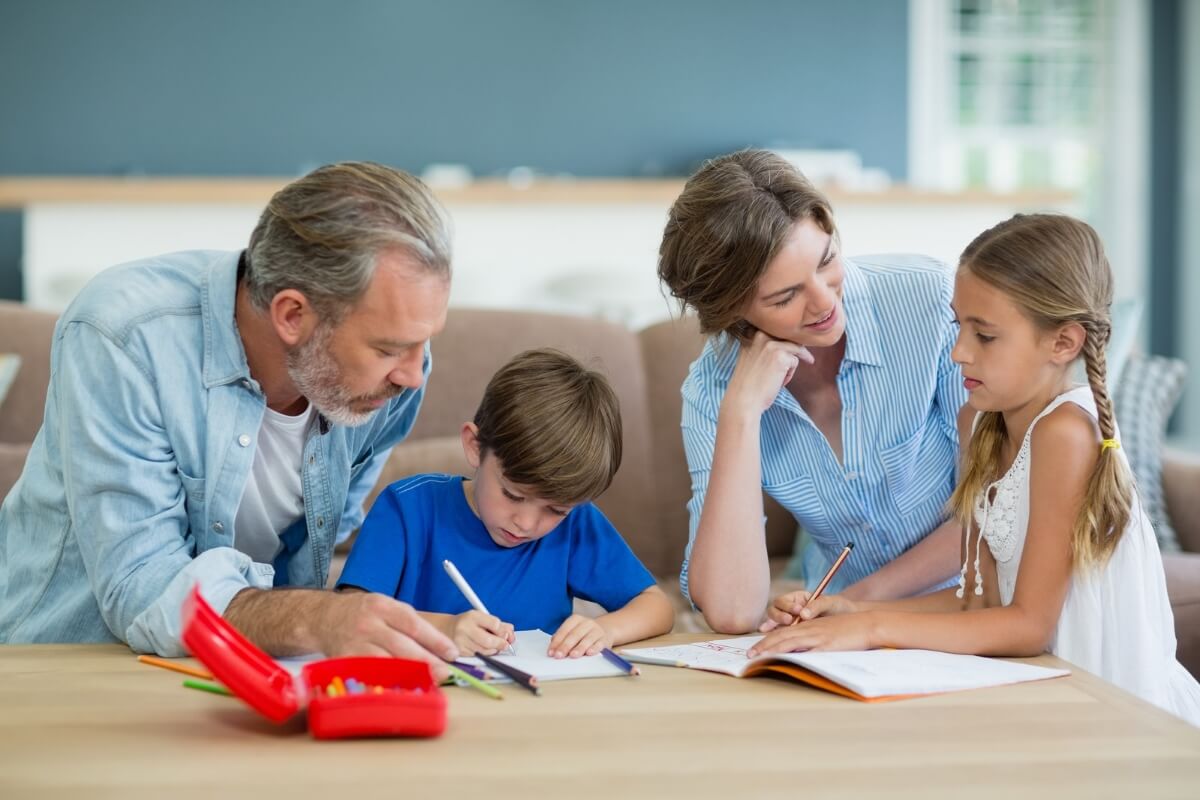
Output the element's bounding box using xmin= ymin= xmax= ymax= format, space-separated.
xmin=0 ymin=0 xmax=911 ymax=300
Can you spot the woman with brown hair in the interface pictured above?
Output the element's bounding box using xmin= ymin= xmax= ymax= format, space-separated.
xmin=658 ymin=149 xmax=967 ymax=633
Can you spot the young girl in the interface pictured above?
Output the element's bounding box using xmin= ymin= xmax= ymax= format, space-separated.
xmin=750 ymin=214 xmax=1200 ymax=725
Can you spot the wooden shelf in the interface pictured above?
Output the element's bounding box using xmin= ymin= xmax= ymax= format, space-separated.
xmin=0 ymin=176 xmax=1077 ymax=209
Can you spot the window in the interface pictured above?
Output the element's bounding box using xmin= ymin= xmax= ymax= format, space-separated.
xmin=910 ymin=0 xmax=1109 ymax=193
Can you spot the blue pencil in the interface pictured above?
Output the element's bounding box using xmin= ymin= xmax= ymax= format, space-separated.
xmin=601 ymin=647 xmax=640 ymax=676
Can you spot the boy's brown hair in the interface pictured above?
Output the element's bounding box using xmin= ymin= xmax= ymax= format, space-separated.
xmin=658 ymin=148 xmax=837 ymax=339
xmin=473 ymin=349 xmax=623 ymax=505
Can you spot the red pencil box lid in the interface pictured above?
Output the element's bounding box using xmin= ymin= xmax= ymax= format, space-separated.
xmin=180 ymin=586 xmax=447 ymax=738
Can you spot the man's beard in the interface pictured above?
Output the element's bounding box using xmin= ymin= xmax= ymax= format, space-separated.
xmin=285 ymin=323 xmax=401 ymax=427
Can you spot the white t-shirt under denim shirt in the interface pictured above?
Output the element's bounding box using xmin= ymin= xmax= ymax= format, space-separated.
xmin=234 ymin=403 xmax=318 ymax=564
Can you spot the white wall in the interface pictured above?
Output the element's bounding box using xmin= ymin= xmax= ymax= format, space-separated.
xmin=23 ymin=195 xmax=1077 ymax=330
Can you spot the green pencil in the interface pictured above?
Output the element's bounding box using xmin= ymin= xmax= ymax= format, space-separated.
xmin=445 ymin=664 xmax=504 ymax=700
xmin=182 ymin=678 xmax=234 ymax=697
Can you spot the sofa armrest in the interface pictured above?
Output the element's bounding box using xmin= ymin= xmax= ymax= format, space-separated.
xmin=1162 ymin=448 xmax=1200 ymax=554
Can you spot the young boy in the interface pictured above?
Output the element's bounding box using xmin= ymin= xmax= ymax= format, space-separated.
xmin=337 ymin=348 xmax=675 ymax=658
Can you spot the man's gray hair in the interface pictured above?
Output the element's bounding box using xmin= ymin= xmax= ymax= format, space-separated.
xmin=245 ymin=161 xmax=452 ymax=320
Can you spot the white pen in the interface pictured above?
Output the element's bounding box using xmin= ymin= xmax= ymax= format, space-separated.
xmin=442 ymin=559 xmax=516 ymax=655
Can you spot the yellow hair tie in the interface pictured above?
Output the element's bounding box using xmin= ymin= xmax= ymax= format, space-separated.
xmin=1101 ymin=439 xmax=1120 ymax=452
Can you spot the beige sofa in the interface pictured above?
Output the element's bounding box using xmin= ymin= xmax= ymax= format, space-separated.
xmin=2 ymin=300 xmax=1198 ymax=675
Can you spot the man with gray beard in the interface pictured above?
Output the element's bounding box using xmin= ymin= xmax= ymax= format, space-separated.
xmin=0 ymin=163 xmax=460 ymax=673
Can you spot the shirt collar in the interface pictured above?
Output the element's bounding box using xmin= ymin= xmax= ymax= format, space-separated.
xmin=840 ymin=258 xmax=884 ymax=367
xmin=201 ymin=250 xmax=254 ymax=389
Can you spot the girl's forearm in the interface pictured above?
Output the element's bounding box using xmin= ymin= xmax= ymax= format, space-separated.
xmin=869 ymin=605 xmax=1053 ymax=657
xmin=853 ymin=586 xmax=961 ymax=614
xmin=687 ymin=408 xmax=771 ymax=633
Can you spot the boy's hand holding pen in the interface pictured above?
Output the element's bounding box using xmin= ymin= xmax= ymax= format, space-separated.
xmin=452 ymin=609 xmax=516 ymax=656
xmin=442 ymin=559 xmax=516 ymax=656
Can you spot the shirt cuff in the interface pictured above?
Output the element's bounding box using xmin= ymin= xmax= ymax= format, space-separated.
xmin=124 ymin=547 xmax=275 ymax=656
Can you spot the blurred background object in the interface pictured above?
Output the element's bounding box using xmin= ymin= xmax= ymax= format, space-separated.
xmin=0 ymin=0 xmax=1195 ymax=444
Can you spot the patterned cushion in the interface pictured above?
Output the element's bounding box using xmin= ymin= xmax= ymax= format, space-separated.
xmin=0 ymin=353 xmax=20 ymax=409
xmin=1113 ymin=353 xmax=1189 ymax=552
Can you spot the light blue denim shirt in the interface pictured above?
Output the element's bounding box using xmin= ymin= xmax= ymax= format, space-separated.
xmin=0 ymin=250 xmax=428 ymax=655
xmin=679 ymin=255 xmax=967 ymax=603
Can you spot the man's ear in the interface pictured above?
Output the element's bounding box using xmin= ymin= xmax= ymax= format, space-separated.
xmin=461 ymin=422 xmax=482 ymax=469
xmin=269 ymin=289 xmax=317 ymax=347
xmin=1050 ymin=321 xmax=1086 ymax=365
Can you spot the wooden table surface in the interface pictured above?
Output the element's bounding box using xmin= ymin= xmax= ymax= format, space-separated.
xmin=2 ymin=634 xmax=1198 ymax=799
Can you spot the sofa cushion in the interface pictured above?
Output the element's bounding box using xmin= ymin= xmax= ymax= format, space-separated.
xmin=0 ymin=353 xmax=19 ymax=409
xmin=1163 ymin=552 xmax=1200 ymax=679
xmin=1113 ymin=353 xmax=1188 ymax=552
xmin=0 ymin=302 xmax=57 ymax=445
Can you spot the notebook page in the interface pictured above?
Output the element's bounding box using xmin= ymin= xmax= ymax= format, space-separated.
xmin=776 ymin=648 xmax=1069 ymax=698
xmin=463 ymin=629 xmax=627 ymax=681
xmin=620 ymin=635 xmax=763 ymax=676
xmin=622 ymin=635 xmax=1070 ymax=696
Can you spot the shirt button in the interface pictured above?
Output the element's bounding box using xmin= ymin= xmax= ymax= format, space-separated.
xmin=238 ymin=434 xmax=251 ymax=447
xmin=316 ymin=517 xmax=325 ymax=528
xmin=308 ymin=455 xmax=315 ymax=466
xmin=846 ymin=472 xmax=858 ymax=481
xmin=212 ymin=521 xmax=224 ymax=533
xmin=845 ymin=409 xmax=855 ymax=418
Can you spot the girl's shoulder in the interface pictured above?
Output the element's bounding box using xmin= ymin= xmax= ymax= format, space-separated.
xmin=1026 ymin=397 xmax=1102 ymax=480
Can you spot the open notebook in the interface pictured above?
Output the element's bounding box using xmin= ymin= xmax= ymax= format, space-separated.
xmin=619 ymin=635 xmax=1069 ymax=702
xmin=462 ymin=629 xmax=628 ymax=682
xmin=270 ymin=631 xmax=627 ymax=685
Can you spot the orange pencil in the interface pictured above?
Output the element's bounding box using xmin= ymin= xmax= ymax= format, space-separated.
xmin=137 ymin=654 xmax=214 ymax=681
xmin=790 ymin=542 xmax=854 ymax=625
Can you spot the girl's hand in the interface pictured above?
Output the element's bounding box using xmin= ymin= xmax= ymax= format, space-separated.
xmin=759 ymin=591 xmax=859 ymax=631
xmin=748 ymin=613 xmax=876 ymax=657
xmin=724 ymin=331 xmax=815 ymax=416
xmin=548 ymin=614 xmax=613 ymax=658
xmin=453 ymin=610 xmax=514 ymax=655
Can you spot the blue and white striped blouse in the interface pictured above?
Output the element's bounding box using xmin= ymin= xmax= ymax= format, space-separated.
xmin=678 ymin=255 xmax=967 ymax=602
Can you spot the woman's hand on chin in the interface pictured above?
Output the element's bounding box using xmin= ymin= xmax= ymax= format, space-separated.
xmin=724 ymin=331 xmax=814 ymax=415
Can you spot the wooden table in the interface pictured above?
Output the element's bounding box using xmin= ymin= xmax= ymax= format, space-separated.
xmin=2 ymin=635 xmax=1198 ymax=799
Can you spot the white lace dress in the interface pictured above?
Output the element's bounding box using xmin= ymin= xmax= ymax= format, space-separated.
xmin=969 ymin=386 xmax=1200 ymax=726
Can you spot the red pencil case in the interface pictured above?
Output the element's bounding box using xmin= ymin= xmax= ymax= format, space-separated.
xmin=180 ymin=586 xmax=447 ymax=739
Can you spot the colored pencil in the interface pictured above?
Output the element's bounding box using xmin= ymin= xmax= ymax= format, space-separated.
xmin=790 ymin=541 xmax=855 ymax=625
xmin=475 ymin=652 xmax=540 ymax=696
xmin=182 ymin=679 xmax=233 ymax=697
xmin=618 ymin=652 xmax=689 ymax=669
xmin=600 ymin=647 xmax=640 ymax=676
xmin=451 ymin=660 xmax=490 ymax=681
xmin=138 ymin=654 xmax=214 ymax=681
xmin=446 ymin=664 xmax=504 ymax=701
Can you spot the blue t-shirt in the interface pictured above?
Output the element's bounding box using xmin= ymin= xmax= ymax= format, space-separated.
xmin=337 ymin=474 xmax=656 ymax=632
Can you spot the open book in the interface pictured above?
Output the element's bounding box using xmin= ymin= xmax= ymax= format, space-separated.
xmin=619 ymin=635 xmax=1069 ymax=702
xmin=462 ymin=629 xmax=628 ymax=682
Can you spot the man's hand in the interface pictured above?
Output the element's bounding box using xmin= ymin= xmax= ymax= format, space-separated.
xmin=316 ymin=592 xmax=458 ymax=673
xmin=224 ymin=588 xmax=458 ymax=681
